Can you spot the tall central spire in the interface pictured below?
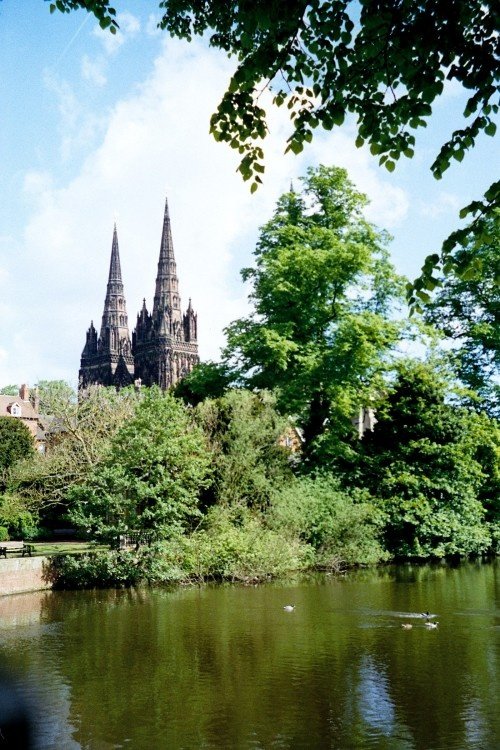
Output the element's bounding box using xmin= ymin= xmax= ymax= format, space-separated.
xmin=153 ymin=196 xmax=181 ymax=321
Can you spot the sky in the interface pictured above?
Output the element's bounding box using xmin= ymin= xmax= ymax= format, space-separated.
xmin=0 ymin=0 xmax=497 ymax=389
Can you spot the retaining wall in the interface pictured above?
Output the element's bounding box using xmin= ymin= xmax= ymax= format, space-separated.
xmin=0 ymin=556 xmax=52 ymax=596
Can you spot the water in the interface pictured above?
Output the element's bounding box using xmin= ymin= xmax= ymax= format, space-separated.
xmin=0 ymin=561 xmax=498 ymax=749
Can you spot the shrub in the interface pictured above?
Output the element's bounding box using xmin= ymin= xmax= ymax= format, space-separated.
xmin=268 ymin=474 xmax=388 ymax=566
xmin=50 ymin=550 xmax=142 ymax=590
xmin=183 ymin=505 xmax=312 ymax=582
xmin=0 ymin=494 xmax=40 ymax=540
xmin=0 ymin=526 xmax=9 ymax=542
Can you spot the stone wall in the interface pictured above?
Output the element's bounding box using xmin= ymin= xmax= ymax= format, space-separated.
xmin=0 ymin=557 xmax=52 ymax=596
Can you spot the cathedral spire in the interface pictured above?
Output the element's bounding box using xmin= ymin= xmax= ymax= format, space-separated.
xmin=153 ymin=196 xmax=181 ymax=321
xmin=79 ymin=223 xmax=134 ymax=388
xmin=108 ymin=223 xmax=122 ymax=283
xmin=100 ymin=223 xmax=129 ymax=341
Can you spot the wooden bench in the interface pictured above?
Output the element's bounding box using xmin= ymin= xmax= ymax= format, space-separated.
xmin=0 ymin=543 xmax=35 ymax=558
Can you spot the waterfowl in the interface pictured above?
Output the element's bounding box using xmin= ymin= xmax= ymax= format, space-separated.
xmin=401 ymin=623 xmax=413 ymax=629
xmin=420 ymin=611 xmax=437 ymax=620
xmin=283 ymin=605 xmax=295 ymax=612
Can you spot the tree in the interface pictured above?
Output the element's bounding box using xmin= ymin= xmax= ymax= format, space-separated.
xmin=194 ymin=389 xmax=292 ymax=509
xmin=353 ymin=360 xmax=496 ymax=558
xmin=51 ymin=1 xmax=499 ymax=285
xmin=68 ymin=388 xmax=212 ymax=543
xmin=268 ymin=473 xmax=388 ymax=566
xmin=224 ymin=165 xmax=404 ymax=460
xmin=0 ymin=417 xmax=34 ymax=472
xmin=173 ymin=361 xmax=235 ymax=406
xmin=424 ymin=214 xmax=500 ymax=417
xmin=6 ymin=384 xmax=140 ymax=510
xmin=0 ymin=385 xmax=19 ymax=396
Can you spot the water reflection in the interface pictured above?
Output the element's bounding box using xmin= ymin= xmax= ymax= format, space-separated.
xmin=0 ymin=561 xmax=498 ymax=749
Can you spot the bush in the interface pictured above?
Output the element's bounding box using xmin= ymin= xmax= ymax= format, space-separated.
xmin=0 ymin=526 xmax=9 ymax=542
xmin=50 ymin=550 xmax=143 ymax=590
xmin=0 ymin=494 xmax=40 ymax=540
xmin=183 ymin=505 xmax=312 ymax=582
xmin=268 ymin=474 xmax=388 ymax=566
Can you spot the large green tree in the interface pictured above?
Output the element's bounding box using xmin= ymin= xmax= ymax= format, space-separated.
xmin=0 ymin=385 xmax=19 ymax=396
xmin=194 ymin=389 xmax=292 ymax=509
xmin=7 ymin=384 xmax=140 ymax=510
xmin=224 ymin=165 xmax=405 ymax=459
xmin=68 ymin=388 xmax=212 ymax=543
xmin=424 ymin=214 xmax=500 ymax=417
xmin=0 ymin=417 xmax=34 ymax=473
xmin=51 ymin=1 xmax=498 ymax=286
xmin=353 ymin=360 xmax=497 ymax=558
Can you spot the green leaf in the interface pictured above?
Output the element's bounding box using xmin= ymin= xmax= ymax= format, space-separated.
xmin=289 ymin=140 xmax=304 ymax=155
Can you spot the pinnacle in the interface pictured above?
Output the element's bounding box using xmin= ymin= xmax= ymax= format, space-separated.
xmin=108 ymin=223 xmax=123 ymax=283
xmin=153 ymin=194 xmax=180 ymax=318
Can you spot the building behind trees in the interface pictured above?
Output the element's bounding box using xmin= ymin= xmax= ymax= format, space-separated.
xmin=79 ymin=197 xmax=199 ymax=389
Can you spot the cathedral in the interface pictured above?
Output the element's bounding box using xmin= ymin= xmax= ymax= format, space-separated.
xmin=79 ymin=197 xmax=199 ymax=390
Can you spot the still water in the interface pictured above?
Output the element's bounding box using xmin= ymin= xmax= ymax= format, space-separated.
xmin=0 ymin=561 xmax=498 ymax=750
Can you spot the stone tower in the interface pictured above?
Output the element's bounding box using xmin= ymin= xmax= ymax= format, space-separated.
xmin=79 ymin=224 xmax=135 ymax=388
xmin=133 ymin=197 xmax=199 ymax=388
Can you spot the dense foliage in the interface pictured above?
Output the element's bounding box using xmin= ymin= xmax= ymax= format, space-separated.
xmin=348 ymin=361 xmax=497 ymax=558
xmin=0 ymin=417 xmax=34 ymax=473
xmin=224 ymin=166 xmax=404 ymax=460
xmin=3 ymin=164 xmax=498 ymax=587
xmin=68 ymin=388 xmax=212 ymax=544
xmin=424 ymin=214 xmax=500 ymax=417
xmin=194 ymin=389 xmax=292 ymax=509
xmin=1 ymin=383 xmax=139 ymax=539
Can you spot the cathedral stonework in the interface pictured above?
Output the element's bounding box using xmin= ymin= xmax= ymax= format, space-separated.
xmin=79 ymin=198 xmax=199 ymax=390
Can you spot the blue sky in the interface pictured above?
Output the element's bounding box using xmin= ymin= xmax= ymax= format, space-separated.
xmin=0 ymin=0 xmax=497 ymax=388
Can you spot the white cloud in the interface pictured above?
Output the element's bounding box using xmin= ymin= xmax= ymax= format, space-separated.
xmin=81 ymin=54 xmax=107 ymax=87
xmin=304 ymin=127 xmax=409 ymax=228
xmin=146 ymin=14 xmax=162 ymax=37
xmin=93 ymin=11 xmax=141 ymax=55
xmin=418 ymin=191 xmax=462 ymax=218
xmin=5 ymin=35 xmax=411 ymax=386
xmin=43 ymin=71 xmax=106 ymax=161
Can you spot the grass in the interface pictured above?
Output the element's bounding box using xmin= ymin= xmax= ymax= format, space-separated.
xmin=29 ymin=541 xmax=107 ymax=557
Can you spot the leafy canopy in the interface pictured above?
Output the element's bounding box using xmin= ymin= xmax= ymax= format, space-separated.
xmin=353 ymin=360 xmax=497 ymax=558
xmin=68 ymin=388 xmax=212 ymax=543
xmin=224 ymin=165 xmax=405 ymax=456
xmin=194 ymin=389 xmax=292 ymax=509
xmin=0 ymin=417 xmax=34 ymax=472
xmin=424 ymin=214 xmax=500 ymax=417
xmin=6 ymin=384 xmax=140 ymax=511
xmin=50 ymin=1 xmax=498 ymax=184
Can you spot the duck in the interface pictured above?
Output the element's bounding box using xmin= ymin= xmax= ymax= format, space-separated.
xmin=401 ymin=623 xmax=413 ymax=629
xmin=420 ymin=611 xmax=437 ymax=620
xmin=283 ymin=604 xmax=295 ymax=612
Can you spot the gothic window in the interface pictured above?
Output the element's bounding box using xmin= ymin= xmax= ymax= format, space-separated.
xmin=9 ymin=403 xmax=21 ymax=416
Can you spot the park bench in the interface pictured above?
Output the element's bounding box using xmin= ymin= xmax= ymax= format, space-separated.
xmin=117 ymin=531 xmax=157 ymax=550
xmin=0 ymin=543 xmax=35 ymax=559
